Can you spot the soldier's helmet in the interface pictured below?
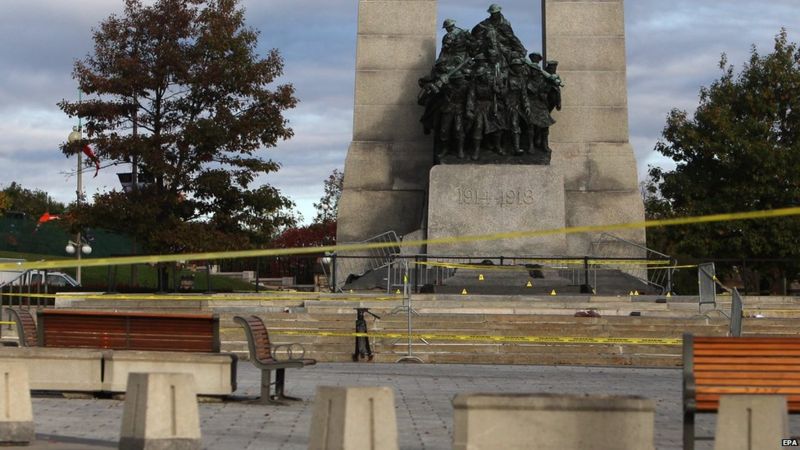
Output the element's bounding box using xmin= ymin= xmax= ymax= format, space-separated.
xmin=546 ymin=60 xmax=559 ymax=67
xmin=529 ymin=52 xmax=543 ymax=61
xmin=442 ymin=18 xmax=456 ymax=29
xmin=510 ymin=58 xmax=524 ymax=66
xmin=487 ymin=4 xmax=502 ymax=14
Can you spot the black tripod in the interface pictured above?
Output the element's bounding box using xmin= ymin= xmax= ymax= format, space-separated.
xmin=353 ymin=308 xmax=380 ymax=362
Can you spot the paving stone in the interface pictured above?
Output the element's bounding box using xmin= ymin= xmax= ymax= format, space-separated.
xmin=18 ymin=363 xmax=800 ymax=450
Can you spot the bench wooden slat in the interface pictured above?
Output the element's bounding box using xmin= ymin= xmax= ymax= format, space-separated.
xmin=694 ymin=337 xmax=800 ymax=343
xmin=690 ymin=363 xmax=800 ymax=372
xmin=697 ymin=379 xmax=800 ymax=387
xmin=695 ymin=349 xmax=800 ymax=356
xmin=694 ymin=356 xmax=800 ymax=364
xmin=696 ymin=400 xmax=800 ymax=412
xmin=697 ymin=386 xmax=800 ymax=395
xmin=696 ymin=371 xmax=800 ymax=380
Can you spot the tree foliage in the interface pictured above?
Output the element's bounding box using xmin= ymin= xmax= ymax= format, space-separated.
xmin=647 ymin=30 xmax=800 ymax=285
xmin=58 ymin=0 xmax=298 ymax=253
xmin=0 ymin=182 xmax=67 ymax=218
xmin=312 ymin=168 xmax=343 ymax=224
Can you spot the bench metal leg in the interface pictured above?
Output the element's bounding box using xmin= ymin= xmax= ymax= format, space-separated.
xmin=258 ymin=369 xmax=286 ymax=405
xmin=274 ymin=369 xmax=301 ymax=402
xmin=683 ymin=410 xmax=695 ymax=450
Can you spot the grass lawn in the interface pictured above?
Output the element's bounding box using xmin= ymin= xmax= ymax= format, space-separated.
xmin=0 ymin=250 xmax=255 ymax=292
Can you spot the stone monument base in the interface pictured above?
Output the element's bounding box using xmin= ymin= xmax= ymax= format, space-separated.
xmin=427 ymin=165 xmax=567 ymax=257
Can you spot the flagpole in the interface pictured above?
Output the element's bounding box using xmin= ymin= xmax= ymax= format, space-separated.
xmin=76 ymin=90 xmax=83 ymax=285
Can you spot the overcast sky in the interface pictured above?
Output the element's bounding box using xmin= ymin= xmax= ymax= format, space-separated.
xmin=0 ymin=1 xmax=798 ymax=224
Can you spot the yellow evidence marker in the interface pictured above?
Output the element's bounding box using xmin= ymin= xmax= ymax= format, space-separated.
xmin=526 ymin=280 xmax=533 ymax=288
xmin=461 ymin=288 xmax=468 ymax=295
xmin=550 ymin=289 xmax=557 ymax=296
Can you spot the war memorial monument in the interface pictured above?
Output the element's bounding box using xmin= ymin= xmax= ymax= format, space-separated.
xmin=337 ymin=0 xmax=645 ymax=262
xmin=4 ymin=2 xmax=800 ymax=449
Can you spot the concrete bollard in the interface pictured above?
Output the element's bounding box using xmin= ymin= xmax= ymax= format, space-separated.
xmin=714 ymin=395 xmax=788 ymax=450
xmin=0 ymin=362 xmax=34 ymax=445
xmin=452 ymin=393 xmax=655 ymax=450
xmin=308 ymin=386 xmax=398 ymax=450
xmin=119 ymin=372 xmax=201 ymax=450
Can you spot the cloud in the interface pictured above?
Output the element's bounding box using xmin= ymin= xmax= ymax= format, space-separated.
xmin=1 ymin=0 xmax=798 ymax=225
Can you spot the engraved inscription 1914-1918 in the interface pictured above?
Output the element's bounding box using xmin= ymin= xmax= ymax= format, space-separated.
xmin=418 ymin=4 xmax=564 ymax=166
xmin=456 ymin=186 xmax=536 ymax=207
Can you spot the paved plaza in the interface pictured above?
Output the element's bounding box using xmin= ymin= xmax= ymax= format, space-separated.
xmin=17 ymin=363 xmax=800 ymax=449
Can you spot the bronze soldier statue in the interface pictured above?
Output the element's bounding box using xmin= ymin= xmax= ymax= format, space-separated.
xmin=471 ymin=4 xmax=526 ymax=63
xmin=418 ymin=62 xmax=449 ymax=154
xmin=417 ymin=5 xmax=564 ymax=164
xmin=436 ymin=64 xmax=470 ymax=160
xmin=506 ymin=58 xmax=531 ymax=155
xmin=466 ymin=56 xmax=506 ymax=160
xmin=526 ymin=52 xmax=556 ymax=154
xmin=439 ymin=18 xmax=470 ymax=65
xmin=538 ymin=59 xmax=563 ymax=153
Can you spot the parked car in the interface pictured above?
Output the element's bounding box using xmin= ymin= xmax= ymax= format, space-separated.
xmin=28 ymin=270 xmax=80 ymax=288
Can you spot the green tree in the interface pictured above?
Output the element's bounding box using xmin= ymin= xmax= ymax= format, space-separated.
xmin=0 ymin=182 xmax=67 ymax=218
xmin=58 ymin=0 xmax=298 ymax=253
xmin=647 ymin=30 xmax=800 ymax=291
xmin=312 ymin=168 xmax=343 ymax=224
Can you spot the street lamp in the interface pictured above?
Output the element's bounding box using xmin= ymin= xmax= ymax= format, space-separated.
xmin=65 ymin=240 xmax=92 ymax=256
xmin=67 ymin=125 xmax=84 ymax=284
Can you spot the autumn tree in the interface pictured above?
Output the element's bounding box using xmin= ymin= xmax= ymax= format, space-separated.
xmin=646 ymin=30 xmax=800 ymax=291
xmin=59 ymin=0 xmax=298 ymax=253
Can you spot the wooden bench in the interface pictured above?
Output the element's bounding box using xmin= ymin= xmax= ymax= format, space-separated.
xmin=5 ymin=308 xmax=37 ymax=347
xmin=234 ymin=315 xmax=316 ymax=404
xmin=36 ymin=309 xmax=220 ymax=353
xmin=683 ymin=333 xmax=800 ymax=449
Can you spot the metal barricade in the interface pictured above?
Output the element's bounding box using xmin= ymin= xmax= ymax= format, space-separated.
xmin=729 ymin=287 xmax=743 ymax=337
xmin=698 ymin=263 xmax=717 ymax=311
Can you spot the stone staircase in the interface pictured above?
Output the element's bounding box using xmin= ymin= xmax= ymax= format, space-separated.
xmin=214 ymin=294 xmax=800 ymax=367
xmin=4 ymin=293 xmax=798 ymax=367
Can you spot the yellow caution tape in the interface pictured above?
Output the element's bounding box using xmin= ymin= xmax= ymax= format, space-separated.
xmin=270 ymin=330 xmax=682 ymax=345
xmin=1 ymin=206 xmax=799 ymax=272
xmin=0 ymin=321 xmax=15 ymax=325
xmin=0 ymin=292 xmax=404 ymax=302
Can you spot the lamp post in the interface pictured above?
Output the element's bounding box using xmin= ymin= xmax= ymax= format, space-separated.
xmin=67 ymin=126 xmax=84 ymax=284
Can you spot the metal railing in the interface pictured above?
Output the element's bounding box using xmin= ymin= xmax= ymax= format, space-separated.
xmin=330 ymin=254 xmax=673 ymax=294
xmin=591 ymin=233 xmax=674 ymax=294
